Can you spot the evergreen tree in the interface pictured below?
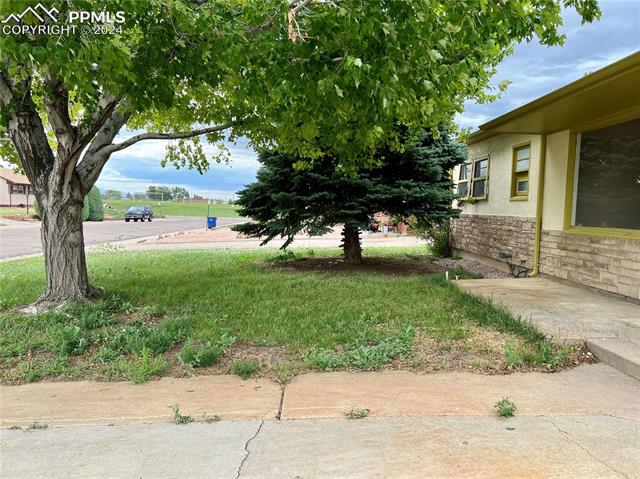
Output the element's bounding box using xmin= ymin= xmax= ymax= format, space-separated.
xmin=233 ymin=129 xmax=467 ymax=263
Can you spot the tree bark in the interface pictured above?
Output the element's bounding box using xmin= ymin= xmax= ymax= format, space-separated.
xmin=37 ymin=179 xmax=91 ymax=304
xmin=341 ymin=223 xmax=363 ymax=264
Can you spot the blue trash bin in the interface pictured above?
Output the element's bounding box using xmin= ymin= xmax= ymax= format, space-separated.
xmin=207 ymin=216 xmax=217 ymax=229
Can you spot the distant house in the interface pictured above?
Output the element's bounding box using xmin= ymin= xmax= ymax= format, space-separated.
xmin=451 ymin=51 xmax=640 ymax=300
xmin=0 ymin=168 xmax=33 ymax=207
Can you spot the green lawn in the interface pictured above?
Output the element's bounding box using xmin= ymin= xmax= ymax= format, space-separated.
xmin=0 ymin=206 xmax=35 ymax=217
xmin=104 ymin=199 xmax=240 ymax=219
xmin=0 ymin=248 xmax=579 ymax=384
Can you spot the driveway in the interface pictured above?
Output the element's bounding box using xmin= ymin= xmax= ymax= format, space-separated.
xmin=0 ymin=217 xmax=240 ymax=259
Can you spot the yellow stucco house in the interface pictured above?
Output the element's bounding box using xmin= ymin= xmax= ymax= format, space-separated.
xmin=452 ymin=51 xmax=640 ymax=300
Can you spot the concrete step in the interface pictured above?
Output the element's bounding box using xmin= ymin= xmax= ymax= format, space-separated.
xmin=619 ymin=321 xmax=640 ymax=346
xmin=587 ymin=338 xmax=640 ymax=381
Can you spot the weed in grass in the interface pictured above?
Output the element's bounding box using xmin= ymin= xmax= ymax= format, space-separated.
xmin=171 ymin=404 xmax=194 ymax=424
xmin=57 ymin=325 xmax=89 ymax=356
xmin=67 ymin=296 xmax=131 ymax=329
xmin=265 ymin=250 xmax=300 ymax=263
xmin=232 ymin=359 xmax=260 ymax=379
xmin=470 ymin=358 xmax=490 ymax=369
xmin=138 ymin=305 xmax=166 ymax=319
xmin=344 ymin=408 xmax=369 ymax=420
xmin=201 ymin=412 xmax=220 ymax=423
xmin=78 ymin=309 xmax=116 ymax=330
xmin=439 ymin=340 xmax=454 ymax=352
xmin=306 ymin=326 xmax=415 ymax=372
xmin=346 ymin=343 xmax=395 ymax=370
xmin=533 ymin=341 xmax=571 ymax=369
xmin=273 ymin=362 xmax=298 ymax=384
xmin=109 ymin=318 xmax=186 ymax=355
xmin=495 ymin=398 xmax=517 ymax=418
xmin=434 ymin=358 xmax=447 ymax=370
xmin=178 ymin=334 xmax=235 ymax=368
xmin=91 ymin=346 xmax=120 ymax=364
xmin=451 ymin=266 xmax=483 ymax=280
xmin=19 ymin=357 xmax=70 ymax=383
xmin=122 ymin=348 xmax=168 ymax=384
xmin=504 ymin=342 xmax=523 ymax=369
xmin=304 ymin=348 xmax=344 ymax=371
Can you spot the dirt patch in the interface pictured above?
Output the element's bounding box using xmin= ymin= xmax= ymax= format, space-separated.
xmin=434 ymin=257 xmax=512 ymax=279
xmin=160 ymin=332 xmax=597 ymax=384
xmin=164 ymin=342 xmax=296 ymax=380
xmin=150 ymin=227 xmax=244 ymax=243
xmin=388 ymin=327 xmax=596 ymax=375
xmin=265 ymin=256 xmax=444 ymax=276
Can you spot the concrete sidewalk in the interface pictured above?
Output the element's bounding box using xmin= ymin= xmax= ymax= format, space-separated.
xmin=3 ymin=364 xmax=638 ymax=428
xmin=455 ymin=278 xmax=640 ymax=342
xmin=1 ymin=364 xmax=639 ymax=478
xmin=2 ymin=415 xmax=637 ymax=478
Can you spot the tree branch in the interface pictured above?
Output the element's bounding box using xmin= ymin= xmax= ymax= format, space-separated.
xmin=74 ymin=93 xmax=119 ymax=158
xmin=0 ymin=71 xmax=14 ymax=108
xmin=75 ymin=104 xmax=131 ymax=194
xmin=244 ymin=0 xmax=315 ymax=36
xmin=1 ymin=73 xmax=55 ymax=188
xmin=43 ymin=73 xmax=75 ymax=154
xmin=103 ymin=121 xmax=241 ymax=155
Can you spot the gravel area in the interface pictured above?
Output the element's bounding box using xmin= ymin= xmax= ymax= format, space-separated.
xmin=434 ymin=257 xmax=512 ymax=279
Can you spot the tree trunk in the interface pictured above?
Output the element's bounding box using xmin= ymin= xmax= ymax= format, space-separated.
xmin=341 ymin=223 xmax=363 ymax=264
xmin=37 ymin=181 xmax=91 ymax=304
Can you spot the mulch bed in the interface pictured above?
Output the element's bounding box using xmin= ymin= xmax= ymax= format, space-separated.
xmin=264 ymin=256 xmax=444 ymax=276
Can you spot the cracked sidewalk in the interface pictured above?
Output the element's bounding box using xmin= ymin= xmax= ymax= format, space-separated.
xmin=1 ymin=363 xmax=639 ymax=478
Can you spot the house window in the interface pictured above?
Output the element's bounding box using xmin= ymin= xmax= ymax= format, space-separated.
xmin=512 ymin=144 xmax=530 ymax=198
xmin=10 ymin=184 xmax=25 ymax=195
xmin=572 ymin=117 xmax=640 ymax=230
xmin=457 ymin=163 xmax=471 ymax=197
xmin=471 ymin=157 xmax=489 ymax=199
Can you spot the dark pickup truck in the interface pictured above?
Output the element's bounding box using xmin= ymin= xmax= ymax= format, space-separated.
xmin=124 ymin=206 xmax=153 ymax=222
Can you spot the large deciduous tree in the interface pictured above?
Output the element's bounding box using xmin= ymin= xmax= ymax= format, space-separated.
xmin=0 ymin=0 xmax=600 ymax=304
xmin=233 ymin=128 xmax=467 ymax=263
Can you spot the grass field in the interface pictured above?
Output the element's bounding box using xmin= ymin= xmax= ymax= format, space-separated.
xmin=0 ymin=248 xmax=583 ymax=384
xmin=0 ymin=201 xmax=240 ymax=219
xmin=0 ymin=206 xmax=35 ymax=217
xmin=104 ymin=199 xmax=240 ymax=219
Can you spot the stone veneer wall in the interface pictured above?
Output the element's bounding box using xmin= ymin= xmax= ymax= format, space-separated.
xmin=539 ymin=230 xmax=640 ymax=300
xmin=450 ymin=214 xmax=535 ymax=270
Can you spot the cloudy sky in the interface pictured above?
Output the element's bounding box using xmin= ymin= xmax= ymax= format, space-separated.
xmin=96 ymin=0 xmax=638 ymax=199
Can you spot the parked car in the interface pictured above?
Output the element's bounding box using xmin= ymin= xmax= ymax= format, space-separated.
xmin=124 ymin=206 xmax=153 ymax=222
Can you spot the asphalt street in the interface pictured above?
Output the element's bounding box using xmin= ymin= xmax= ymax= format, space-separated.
xmin=0 ymin=216 xmax=239 ymax=259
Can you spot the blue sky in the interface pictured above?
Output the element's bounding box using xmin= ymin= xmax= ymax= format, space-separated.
xmin=97 ymin=0 xmax=639 ymax=199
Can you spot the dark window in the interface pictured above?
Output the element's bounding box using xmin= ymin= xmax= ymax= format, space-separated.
xmin=574 ymin=117 xmax=640 ymax=230
xmin=10 ymin=184 xmax=25 ymax=195
xmin=457 ymin=163 xmax=471 ymax=197
xmin=471 ymin=157 xmax=489 ymax=198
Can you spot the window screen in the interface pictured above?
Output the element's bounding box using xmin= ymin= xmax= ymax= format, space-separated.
xmin=574 ymin=117 xmax=640 ymax=230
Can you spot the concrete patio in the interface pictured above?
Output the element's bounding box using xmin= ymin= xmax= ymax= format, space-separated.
xmin=455 ymin=277 xmax=640 ymax=380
